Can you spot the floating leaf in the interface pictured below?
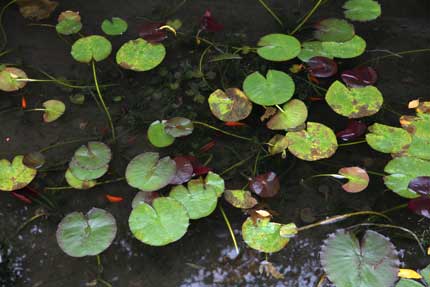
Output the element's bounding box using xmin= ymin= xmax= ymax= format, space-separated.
xmin=314 ymin=18 xmax=355 ymax=42
xmin=169 ymin=156 xmax=193 ymax=185
xmin=0 ymin=156 xmax=37 ymax=192
xmin=23 ymin=151 xmax=45 ymax=169
xmin=268 ymin=134 xmax=289 ymax=156
xmin=256 ymin=34 xmax=301 ymax=62
xmin=338 ymin=166 xmax=369 ymax=193
xmin=403 ymin=114 xmax=430 ymax=160
xmin=116 ymin=38 xmax=166 ymax=71
xmin=126 ymin=152 xmax=176 ymax=192
xmin=307 ymin=56 xmax=338 ymax=78
xmin=420 ymin=263 xmax=430 ymax=285
xmin=343 ymin=0 xmax=381 ymax=22
xmin=297 ymin=41 xmax=333 ymax=62
xmin=0 ymin=67 xmax=27 ymax=92
xmin=322 ymin=35 xmax=366 ymax=59
xmin=205 ymin=172 xmax=225 ymax=197
xmin=341 ymin=66 xmax=378 ymax=87
xmin=56 ymin=11 xmax=82 ymax=35
xmin=200 ymin=10 xmax=224 ymax=32
xmin=267 ymin=99 xmax=308 ymax=130
xmin=139 ymin=22 xmax=168 ymax=43
xmin=224 ymin=189 xmax=257 ymax=209
xmin=147 ymin=120 xmax=175 ymax=148
xmin=336 ymin=119 xmax=367 ymax=141
xmin=56 ymin=208 xmax=117 ymax=257
xmin=249 ymin=172 xmax=280 ymax=198
xmin=321 ymin=229 xmax=399 ymax=287
xmin=208 ymin=88 xmax=253 ymax=122
xmin=101 ymin=17 xmax=128 ymax=36
xmin=42 ymin=99 xmax=65 ymax=123
xmin=69 ymin=141 xmax=111 ymax=181
xmin=71 ymin=35 xmax=112 ymax=63
xmin=286 ymin=122 xmax=338 ymax=161
xmin=366 ymin=123 xmax=412 ymax=154
xmin=65 ymin=168 xmax=96 ymax=190
xmin=243 ymin=70 xmax=295 ymax=106
xmin=396 ymin=279 xmax=425 ymax=287
xmin=280 ymin=223 xmax=298 ymax=238
xmin=416 ymin=101 xmax=430 ymax=114
xmin=326 ymin=80 xmax=383 ymax=118
xmin=132 ymin=191 xmax=159 ymax=208
xmin=128 ymin=197 xmax=189 ymax=246
xmin=408 ymin=197 xmax=430 ymax=219
xmin=408 ymin=176 xmax=430 ymax=196
xmin=398 ymin=269 xmax=423 ymax=280
xmin=164 ymin=117 xmax=194 ymax=137
xmin=16 ymin=0 xmax=58 ymax=20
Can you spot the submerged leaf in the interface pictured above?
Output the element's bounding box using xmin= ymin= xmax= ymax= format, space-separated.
xmin=224 ymin=189 xmax=258 ymax=209
xmin=200 ymin=10 xmax=224 ymax=32
xmin=116 ymin=38 xmax=166 ymax=71
xmin=101 ymin=17 xmax=128 ymax=36
xmin=256 ymin=34 xmax=301 ymax=61
xmin=314 ymin=18 xmax=355 ymax=42
xmin=343 ymin=0 xmax=381 ymax=22
xmin=0 ymin=156 xmax=37 ymax=192
xmin=165 ymin=117 xmax=194 ymax=137
xmin=268 ymin=134 xmax=289 ymax=156
xmin=408 ymin=197 xmax=430 ymax=219
xmin=338 ymin=166 xmax=369 ymax=193
xmin=42 ymin=99 xmax=65 ymax=123
xmin=208 ymin=88 xmax=252 ymax=122
xmin=0 ymin=67 xmax=28 ymax=92
xmin=341 ymin=66 xmax=378 ymax=87
xmin=249 ymin=172 xmax=280 ymax=198
xmin=147 ymin=120 xmax=175 ymax=148
xmin=307 ymin=56 xmax=338 ymax=78
xmin=16 ymin=0 xmax=58 ymax=20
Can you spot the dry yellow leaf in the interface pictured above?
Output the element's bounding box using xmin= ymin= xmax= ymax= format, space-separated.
xmin=398 ymin=268 xmax=422 ymax=279
xmin=16 ymin=0 xmax=58 ymax=20
xmin=408 ymin=99 xmax=420 ymax=109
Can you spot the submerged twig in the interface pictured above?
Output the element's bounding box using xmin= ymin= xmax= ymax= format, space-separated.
xmin=256 ymin=0 xmax=284 ymax=28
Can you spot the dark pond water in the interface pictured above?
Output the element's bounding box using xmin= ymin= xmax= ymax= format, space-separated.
xmin=0 ymin=0 xmax=430 ymax=286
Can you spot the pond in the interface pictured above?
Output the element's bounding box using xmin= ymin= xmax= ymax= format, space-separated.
xmin=0 ymin=0 xmax=430 ymax=286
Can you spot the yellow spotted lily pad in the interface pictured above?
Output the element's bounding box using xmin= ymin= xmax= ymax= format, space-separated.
xmin=224 ymin=189 xmax=257 ymax=209
xmin=267 ymin=99 xmax=308 ymax=130
xmin=366 ymin=123 xmax=412 ymax=154
xmin=116 ymin=38 xmax=166 ymax=71
xmin=0 ymin=155 xmax=37 ymax=191
xmin=56 ymin=11 xmax=82 ymax=35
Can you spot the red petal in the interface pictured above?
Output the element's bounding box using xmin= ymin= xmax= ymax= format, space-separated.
xmin=139 ymin=22 xmax=168 ymax=43
xmin=200 ymin=10 xmax=224 ymax=32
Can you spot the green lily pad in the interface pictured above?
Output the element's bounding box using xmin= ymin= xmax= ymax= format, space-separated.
xmin=322 ymin=35 xmax=366 ymax=59
xmin=125 ymin=152 xmax=176 ymax=192
xmin=56 ymin=208 xmax=117 ymax=257
xmin=403 ymin=114 xmax=430 ymax=160
xmin=267 ymin=99 xmax=308 ymax=130
xmin=286 ymin=122 xmax=338 ymax=161
xmin=243 ymin=70 xmax=295 ymax=106
xmin=420 ymin=264 xmax=430 ymax=285
xmin=279 ymin=223 xmax=298 ymax=238
xmin=164 ymin=117 xmax=194 ymax=137
xmin=321 ymin=229 xmax=399 ymax=287
xmin=128 ymin=197 xmax=189 ymax=246
xmin=71 ymin=35 xmax=112 ymax=63
xmin=116 ymin=38 xmax=166 ymax=71
xmin=69 ymin=141 xmax=111 ymax=181
xmin=396 ymin=279 xmax=425 ymax=287
xmin=242 ymin=217 xmax=291 ymax=253
xmin=297 ymin=41 xmax=333 ymax=62
xmin=314 ymin=18 xmax=355 ymax=42
xmin=326 ymin=80 xmax=383 ymax=118
xmin=384 ymin=156 xmax=430 ymax=198
xmin=256 ymin=34 xmax=301 ymax=62
xmin=101 ymin=17 xmax=128 ymax=36
xmin=56 ymin=11 xmax=82 ymax=35
xmin=224 ymin=189 xmax=257 ymax=209
xmin=169 ymin=179 xmax=218 ymax=219
xmin=366 ymin=123 xmax=412 ymax=154
xmin=0 ymin=155 xmax=37 ymax=192
xmin=205 ymin=172 xmax=225 ymax=197
xmin=42 ymin=100 xmax=66 ymax=123
xmin=338 ymin=166 xmax=370 ymax=193
xmin=343 ymin=0 xmax=381 ymax=22
xmin=268 ymin=134 xmax=289 ymax=156
xmin=208 ymin=88 xmax=253 ymax=122
xmin=147 ymin=120 xmax=175 ymax=148
xmin=65 ymin=168 xmax=97 ymax=190
xmin=0 ymin=67 xmax=27 ymax=92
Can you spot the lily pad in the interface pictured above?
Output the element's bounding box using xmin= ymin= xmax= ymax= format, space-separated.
xmin=116 ymin=38 xmax=166 ymax=71
xmin=403 ymin=114 xmax=430 ymax=160
xmin=125 ymin=152 xmax=176 ymax=192
xmin=56 ymin=208 xmax=117 ymax=257
xmin=395 ymin=279 xmax=425 ymax=287
xmin=164 ymin=117 xmax=194 ymax=137
xmin=268 ymin=134 xmax=289 ymax=156
xmin=0 ymin=67 xmax=28 ymax=92
xmin=224 ymin=189 xmax=258 ymax=209
xmin=408 ymin=176 xmax=430 ymax=196
xmin=366 ymin=123 xmax=412 ymax=154
xmin=242 ymin=217 xmax=290 ymax=253
xmin=128 ymin=197 xmax=189 ymax=246
xmin=101 ymin=17 xmax=128 ymax=36
xmin=23 ymin=151 xmax=45 ymax=169
xmin=297 ymin=41 xmax=333 ymax=62
xmin=267 ymin=99 xmax=308 ymax=130
xmin=320 ymin=229 xmax=399 ymax=287
xmin=147 ymin=120 xmax=175 ymax=148
xmin=56 ymin=11 xmax=82 ymax=35
xmin=69 ymin=142 xmax=111 ymax=181
xmin=249 ymin=172 xmax=280 ymax=198
xmin=343 ymin=0 xmax=381 ymax=22
xmin=314 ymin=18 xmax=355 ymax=42
xmin=65 ymin=168 xmax=96 ymax=190
xmin=326 ymin=80 xmax=383 ymax=118
xmin=256 ymin=34 xmax=301 ymax=62
xmin=341 ymin=66 xmax=378 ymax=87
xmin=42 ymin=100 xmax=66 ymax=123
xmin=71 ymin=35 xmax=112 ymax=63
xmin=322 ymin=35 xmax=367 ymax=59
xmin=286 ymin=122 xmax=338 ymax=161
xmin=243 ymin=70 xmax=295 ymax=106
xmin=421 ymin=264 xmax=430 ymax=285
xmin=205 ymin=172 xmax=225 ymax=197
xmin=208 ymin=88 xmax=253 ymax=122
xmin=307 ymin=56 xmax=338 ymax=78
xmin=338 ymin=166 xmax=370 ymax=193
xmin=408 ymin=197 xmax=430 ymax=219
xmin=0 ymin=156 xmax=37 ymax=192
xmin=132 ymin=191 xmax=159 ymax=208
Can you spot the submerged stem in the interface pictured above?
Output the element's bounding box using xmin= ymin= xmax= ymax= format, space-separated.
xmin=256 ymin=0 xmax=284 ymax=28
xmin=338 ymin=139 xmax=367 ymax=147
xmin=192 ymin=121 xmax=254 ymax=142
xmin=39 ymin=138 xmax=98 ymax=153
xmin=290 ymin=0 xmax=323 ymax=35
xmin=219 ymin=205 xmax=240 ymax=255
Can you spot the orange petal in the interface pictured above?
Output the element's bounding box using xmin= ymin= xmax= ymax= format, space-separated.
xmin=106 ymin=194 xmax=123 ymax=203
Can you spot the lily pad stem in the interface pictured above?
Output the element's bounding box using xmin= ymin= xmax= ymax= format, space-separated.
xmin=23 ymin=108 xmax=46 ymax=112
xmin=220 ymin=154 xmax=256 ymax=176
xmin=257 ymin=0 xmax=284 ymax=28
xmin=290 ymin=0 xmax=323 ymax=35
xmin=44 ymin=177 xmax=125 ymax=191
xmin=338 ymin=139 xmax=367 ymax=147
xmin=219 ymin=205 xmax=239 ymax=255
xmin=192 ymin=121 xmax=254 ymax=142
xmin=39 ymin=138 xmax=98 ymax=153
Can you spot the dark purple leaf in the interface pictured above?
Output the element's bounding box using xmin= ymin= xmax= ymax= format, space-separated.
xmin=307 ymin=56 xmax=338 ymax=78
xmin=182 ymin=155 xmax=212 ymax=176
xmin=249 ymin=171 xmax=280 ymax=198
xmin=169 ymin=156 xmax=194 ymax=185
xmin=408 ymin=176 xmax=430 ymax=196
xmin=408 ymin=197 xmax=430 ymax=219
xmin=336 ymin=119 xmax=367 ymax=141
xmin=200 ymin=10 xmax=224 ymax=32
xmin=139 ymin=22 xmax=168 ymax=43
xmin=341 ymin=66 xmax=378 ymax=88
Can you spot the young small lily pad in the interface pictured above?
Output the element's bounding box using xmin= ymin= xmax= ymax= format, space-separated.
xmin=65 ymin=168 xmax=97 ymax=190
xmin=69 ymin=93 xmax=85 ymax=105
xmin=242 ymin=217 xmax=291 ymax=253
xmin=208 ymin=88 xmax=253 ymax=122
xmin=280 ymin=223 xmax=298 ymax=238
xmin=243 ymin=70 xmax=295 ymax=106
xmin=343 ymin=0 xmax=381 ymax=22
xmin=297 ymin=41 xmax=333 ymax=62
xmin=0 ymin=155 xmax=37 ymax=192
xmin=268 ymin=134 xmax=289 ymax=156
xmin=23 ymin=151 xmax=45 ymax=169
xmin=307 ymin=56 xmax=338 ymax=78
xmin=164 ymin=117 xmax=194 ymax=137
xmin=147 ymin=120 xmax=175 ymax=148
xmin=56 ymin=11 xmax=82 ymax=35
xmin=0 ymin=67 xmax=27 ymax=92
xmin=169 ymin=156 xmax=193 ymax=185
xmin=366 ymin=123 xmax=412 ymax=154
xmin=69 ymin=141 xmax=111 ymax=181
xmin=267 ymin=99 xmax=308 ymax=130
xmin=408 ymin=176 xmax=430 ymax=196
xmin=224 ymin=189 xmax=258 ymax=209
xmin=56 ymin=208 xmax=117 ymax=257
xmin=286 ymin=122 xmax=338 ymax=161
xmin=101 ymin=17 xmax=128 ymax=36
xmin=71 ymin=35 xmax=112 ymax=63
xmin=128 ymin=197 xmax=189 ymax=246
xmin=116 ymin=38 xmax=166 ymax=71
xmin=42 ymin=100 xmax=66 ymax=123
xmin=338 ymin=167 xmax=370 ymax=193
xmin=314 ymin=18 xmax=355 ymax=42
xmin=249 ymin=172 xmax=280 ymax=198
xmin=126 ymin=152 xmax=176 ymax=192
xmin=256 ymin=34 xmax=301 ymax=62
xmin=322 ymin=35 xmax=367 ymax=59
xmin=326 ymin=80 xmax=383 ymax=118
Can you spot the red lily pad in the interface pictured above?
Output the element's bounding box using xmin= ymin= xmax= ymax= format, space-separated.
xmin=307 ymin=56 xmax=338 ymax=78
xmin=408 ymin=197 xmax=430 ymax=218
xmin=182 ymin=155 xmax=212 ymax=176
xmin=139 ymin=22 xmax=167 ymax=43
xmin=341 ymin=66 xmax=378 ymax=88
xmin=336 ymin=119 xmax=367 ymax=141
xmin=408 ymin=176 xmax=430 ymax=196
xmin=169 ymin=156 xmax=194 ymax=185
xmin=249 ymin=172 xmax=280 ymax=198
xmin=200 ymin=10 xmax=224 ymax=32
xmin=338 ymin=166 xmax=370 ymax=193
